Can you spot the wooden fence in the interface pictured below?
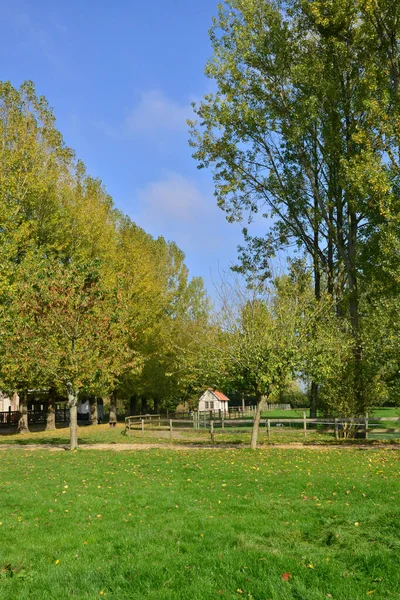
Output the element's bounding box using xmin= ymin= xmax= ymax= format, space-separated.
xmin=125 ymin=413 xmax=400 ymax=443
xmin=0 ymin=407 xmax=73 ymax=427
xmin=169 ymin=405 xmax=292 ymax=420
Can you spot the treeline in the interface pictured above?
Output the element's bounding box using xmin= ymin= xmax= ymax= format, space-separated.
xmin=0 ymin=81 xmax=209 ymax=447
xmin=189 ymin=0 xmax=400 ymax=424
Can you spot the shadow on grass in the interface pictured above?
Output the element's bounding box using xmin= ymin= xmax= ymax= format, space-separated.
xmin=0 ymin=437 xmax=70 ymax=447
xmin=0 ymin=422 xmax=101 ymax=447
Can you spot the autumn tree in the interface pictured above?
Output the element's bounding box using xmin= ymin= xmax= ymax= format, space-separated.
xmin=114 ymin=218 xmax=211 ymax=413
xmin=12 ymin=257 xmax=136 ymax=449
xmin=0 ymin=79 xmax=211 ymax=437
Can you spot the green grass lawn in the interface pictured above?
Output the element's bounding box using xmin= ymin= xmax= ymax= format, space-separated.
xmin=261 ymin=407 xmax=400 ymax=419
xmin=371 ymin=408 xmax=400 ymax=418
xmin=0 ymin=448 xmax=399 ymax=599
xmin=262 ymin=409 xmax=309 ymax=418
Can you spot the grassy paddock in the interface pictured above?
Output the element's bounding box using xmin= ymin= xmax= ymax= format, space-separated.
xmin=0 ymin=448 xmax=399 ymax=599
xmin=0 ymin=422 xmax=399 ymax=447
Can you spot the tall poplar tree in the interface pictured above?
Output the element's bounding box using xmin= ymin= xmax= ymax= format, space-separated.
xmin=189 ymin=0 xmax=400 ymax=415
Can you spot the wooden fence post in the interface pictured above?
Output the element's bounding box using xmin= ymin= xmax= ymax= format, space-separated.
xmin=141 ymin=419 xmax=145 ymax=436
xmin=267 ymin=419 xmax=271 ymax=442
xmin=365 ymin=413 xmax=369 ymax=440
xmin=222 ymin=410 xmax=225 ymax=431
xmin=334 ymin=418 xmax=339 ymax=440
xmin=210 ymin=420 xmax=215 ymax=444
xmin=169 ymin=419 xmax=173 ymax=441
xmin=303 ymin=412 xmax=307 ymax=441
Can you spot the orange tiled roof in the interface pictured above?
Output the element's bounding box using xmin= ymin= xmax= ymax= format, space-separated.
xmin=211 ymin=390 xmax=229 ymax=402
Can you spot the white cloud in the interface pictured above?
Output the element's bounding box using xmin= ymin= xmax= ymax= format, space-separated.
xmin=137 ymin=172 xmax=208 ymax=224
xmin=132 ymin=172 xmax=231 ymax=252
xmin=129 ymin=172 xmax=248 ymax=294
xmin=125 ymin=90 xmax=194 ymax=137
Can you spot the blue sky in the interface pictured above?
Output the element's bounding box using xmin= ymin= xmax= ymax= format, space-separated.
xmin=1 ymin=0 xmax=267 ymax=296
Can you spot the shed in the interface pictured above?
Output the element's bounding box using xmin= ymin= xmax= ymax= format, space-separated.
xmin=198 ymin=388 xmax=229 ymax=413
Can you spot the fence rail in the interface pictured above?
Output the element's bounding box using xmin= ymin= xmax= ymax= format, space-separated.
xmin=0 ymin=411 xmax=19 ymax=425
xmin=0 ymin=408 xmax=74 ymax=426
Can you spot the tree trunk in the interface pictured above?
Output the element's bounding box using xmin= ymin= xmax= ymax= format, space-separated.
xmin=90 ymin=396 xmax=98 ymax=425
xmin=348 ymin=209 xmax=364 ymax=412
xmin=310 ymin=215 xmax=321 ymax=420
xmin=45 ymin=387 xmax=56 ymax=431
xmin=130 ymin=395 xmax=138 ymax=416
xmin=18 ymin=390 xmax=29 ymax=434
xmin=66 ymin=383 xmax=78 ymax=450
xmin=310 ymin=381 xmax=318 ymax=419
xmin=327 ymin=201 xmax=334 ymax=296
xmin=250 ymin=393 xmax=267 ymax=450
xmin=109 ymin=390 xmax=117 ymax=425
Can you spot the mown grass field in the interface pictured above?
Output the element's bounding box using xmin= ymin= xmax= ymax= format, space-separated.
xmin=0 ymin=448 xmax=399 ymax=599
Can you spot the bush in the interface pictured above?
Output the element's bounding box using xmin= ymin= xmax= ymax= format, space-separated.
xmin=280 ymin=388 xmax=309 ymax=408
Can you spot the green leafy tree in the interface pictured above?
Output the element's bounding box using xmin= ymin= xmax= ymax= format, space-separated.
xmin=194 ymin=274 xmax=308 ymax=448
xmin=15 ymin=257 xmax=137 ymax=449
xmin=189 ymin=0 xmax=400 ymax=415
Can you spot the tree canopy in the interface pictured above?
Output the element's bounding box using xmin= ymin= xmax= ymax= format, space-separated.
xmin=189 ymin=0 xmax=400 ymax=418
xmin=0 ymin=80 xmax=210 ymax=447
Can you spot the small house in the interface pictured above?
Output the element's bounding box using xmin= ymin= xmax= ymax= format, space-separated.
xmin=198 ymin=388 xmax=229 ymax=413
xmin=0 ymin=392 xmax=19 ymax=412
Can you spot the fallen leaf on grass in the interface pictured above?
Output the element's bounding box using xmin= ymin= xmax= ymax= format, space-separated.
xmin=282 ymin=573 xmax=291 ymax=581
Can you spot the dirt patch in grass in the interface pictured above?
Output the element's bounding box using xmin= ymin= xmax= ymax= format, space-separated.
xmin=0 ymin=442 xmax=399 ymax=451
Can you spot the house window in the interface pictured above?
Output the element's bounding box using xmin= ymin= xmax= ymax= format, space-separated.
xmin=205 ymin=401 xmax=209 ymax=409
xmin=210 ymin=402 xmax=214 ymax=409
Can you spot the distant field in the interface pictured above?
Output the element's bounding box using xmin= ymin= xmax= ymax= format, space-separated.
xmin=262 ymin=408 xmax=307 ymax=418
xmin=261 ymin=407 xmax=400 ymax=419
xmin=371 ymin=407 xmax=400 ymax=417
xmin=0 ymin=448 xmax=399 ymax=599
